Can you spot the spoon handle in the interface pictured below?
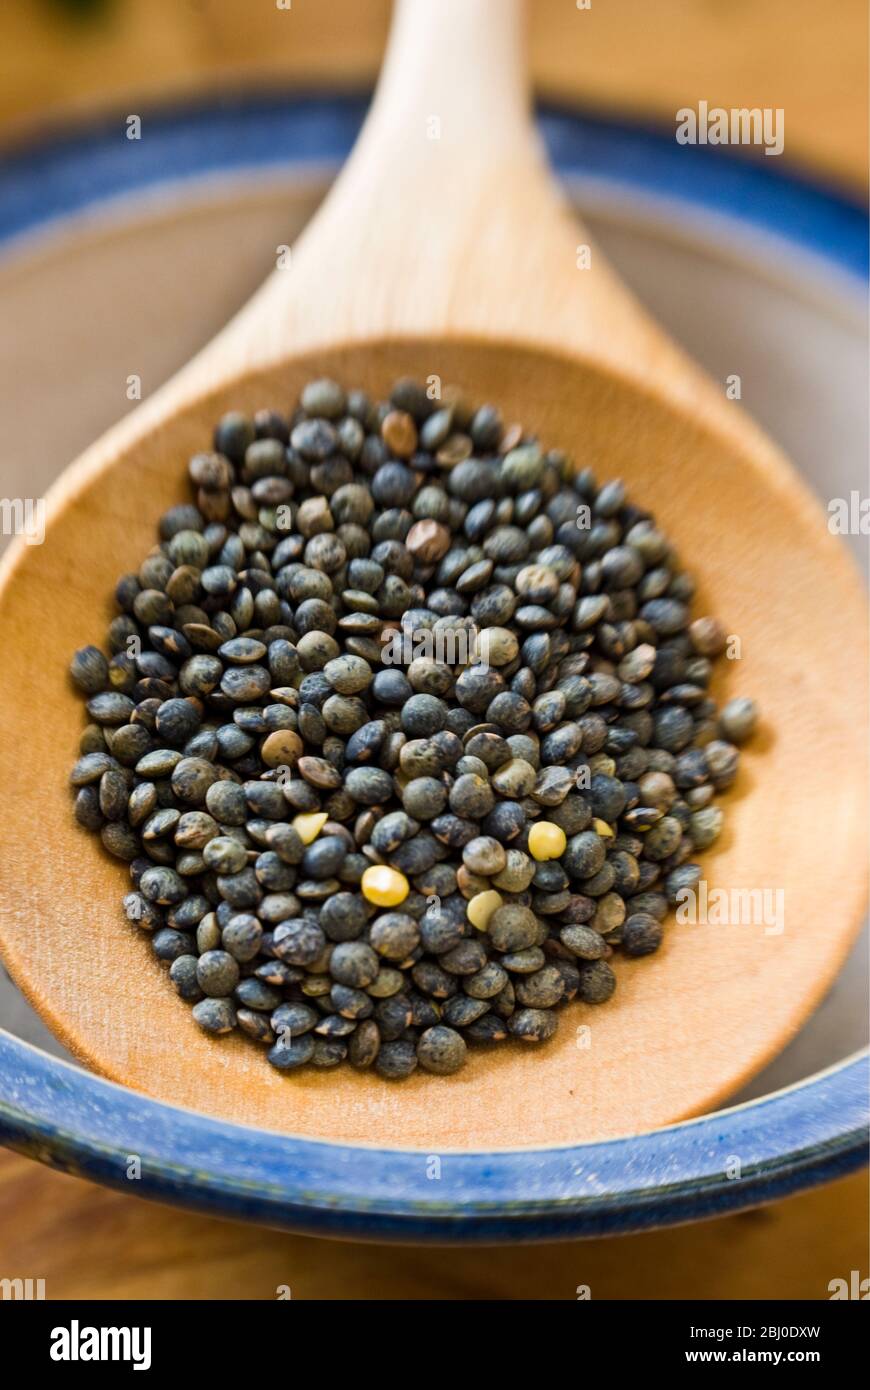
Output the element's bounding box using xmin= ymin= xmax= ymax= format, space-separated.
xmin=190 ymin=0 xmax=745 ymax=448
xmin=222 ymin=0 xmax=550 ymax=360
xmin=368 ymin=0 xmax=533 ymax=164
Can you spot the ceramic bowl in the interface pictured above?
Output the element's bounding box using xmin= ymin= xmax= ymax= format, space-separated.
xmin=0 ymin=96 xmax=866 ymax=1239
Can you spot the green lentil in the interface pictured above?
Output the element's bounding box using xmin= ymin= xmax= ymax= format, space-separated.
xmin=68 ymin=379 xmax=757 ymax=1080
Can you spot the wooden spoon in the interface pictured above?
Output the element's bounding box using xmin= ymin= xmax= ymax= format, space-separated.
xmin=0 ymin=0 xmax=865 ymax=1150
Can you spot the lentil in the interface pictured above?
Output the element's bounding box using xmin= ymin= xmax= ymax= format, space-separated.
xmin=69 ymin=379 xmax=757 ymax=1079
xmin=467 ymin=889 xmax=503 ymax=931
xmin=361 ymin=865 xmax=410 ymax=907
xmin=528 ymin=821 xmax=568 ymax=861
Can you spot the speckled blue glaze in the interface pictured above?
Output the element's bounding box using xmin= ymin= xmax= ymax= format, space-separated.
xmin=0 ymin=1036 xmax=866 ymax=1240
xmin=0 ymin=95 xmax=865 ymax=277
xmin=0 ymin=95 xmax=866 ymax=1239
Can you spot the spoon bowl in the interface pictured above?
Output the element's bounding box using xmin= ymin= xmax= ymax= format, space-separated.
xmin=0 ymin=0 xmax=865 ymax=1147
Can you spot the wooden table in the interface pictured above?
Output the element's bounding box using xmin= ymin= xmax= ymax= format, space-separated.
xmin=0 ymin=1150 xmax=865 ymax=1299
xmin=0 ymin=0 xmax=866 ymax=191
xmin=0 ymin=0 xmax=866 ymax=1299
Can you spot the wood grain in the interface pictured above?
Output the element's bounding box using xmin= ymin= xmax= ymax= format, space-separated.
xmin=0 ymin=1147 xmax=865 ymax=1299
xmin=0 ymin=1 xmax=866 ymax=191
xmin=0 ymin=0 xmax=865 ymax=1146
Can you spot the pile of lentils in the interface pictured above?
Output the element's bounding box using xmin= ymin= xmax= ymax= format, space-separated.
xmin=68 ymin=377 xmax=759 ymax=1079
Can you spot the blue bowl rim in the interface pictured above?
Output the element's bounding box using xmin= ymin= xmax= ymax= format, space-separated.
xmin=0 ymin=92 xmax=866 ymax=279
xmin=0 ymin=91 xmax=866 ymax=1239
xmin=1 ymin=1033 xmax=866 ymax=1240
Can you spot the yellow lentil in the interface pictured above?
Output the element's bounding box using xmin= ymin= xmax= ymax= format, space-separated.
xmin=361 ymin=864 xmax=410 ymax=907
xmin=292 ymin=811 xmax=328 ymax=845
xmin=528 ymin=821 xmax=567 ymax=861
xmin=467 ymin=889 xmax=503 ymax=931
